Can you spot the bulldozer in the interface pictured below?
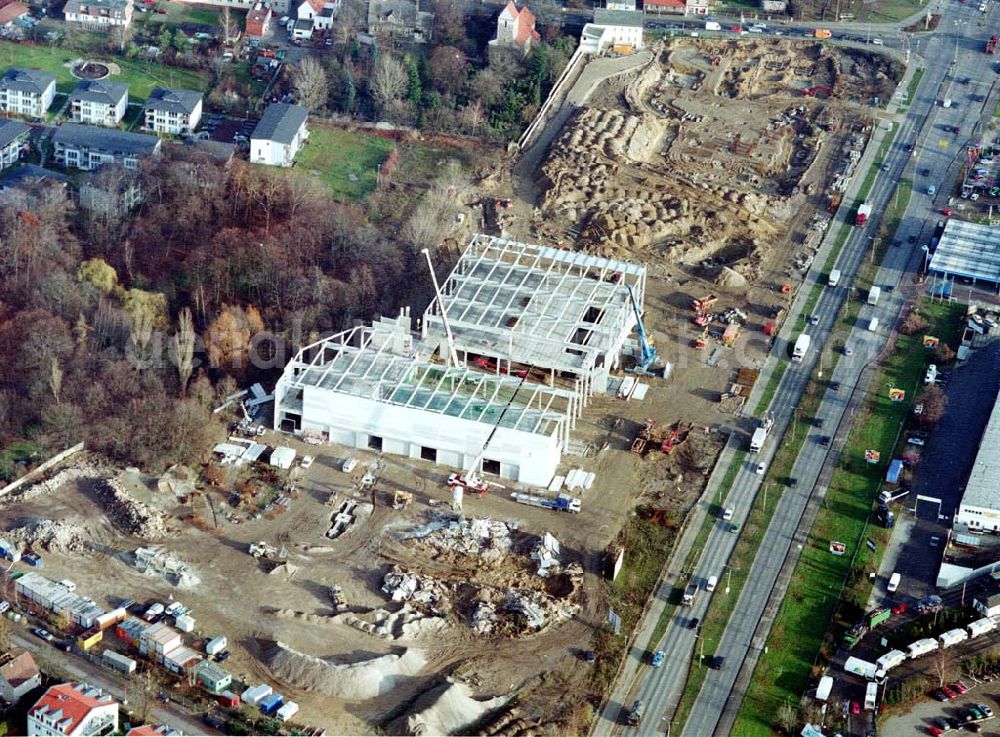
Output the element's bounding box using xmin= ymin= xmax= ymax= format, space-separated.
xmin=631 ymin=420 xmax=693 ymax=457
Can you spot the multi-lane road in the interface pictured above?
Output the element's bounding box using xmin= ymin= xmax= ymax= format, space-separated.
xmin=595 ymin=2 xmax=999 ymax=734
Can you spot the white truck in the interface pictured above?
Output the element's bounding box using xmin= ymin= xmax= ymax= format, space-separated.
xmin=792 ymin=333 xmax=811 ymax=362
xmin=867 ymin=286 xmax=881 ymax=306
xmin=705 ymin=20 xmax=721 ymax=30
xmin=939 ymin=628 xmax=970 ymax=649
xmin=682 ymin=583 xmax=699 ymax=606
xmin=887 ymin=572 xmax=900 ymax=593
xmin=844 ymin=656 xmax=879 ymax=680
xmin=864 ymin=682 xmax=878 ymax=711
xmin=875 ymin=650 xmax=906 ymax=672
xmin=828 ymin=269 xmax=841 ymax=287
xmin=968 ymin=617 xmax=997 ymax=639
xmin=511 ymin=492 xmax=581 ymax=513
xmin=906 ymin=638 xmax=939 ymax=659
xmin=816 ymin=675 xmax=833 ymax=701
xmin=749 ymin=413 xmax=775 ymax=453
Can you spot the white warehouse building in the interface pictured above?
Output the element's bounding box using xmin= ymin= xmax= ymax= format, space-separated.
xmin=274 ymin=235 xmax=647 ymax=486
xmin=954 ymin=387 xmax=1000 ymax=532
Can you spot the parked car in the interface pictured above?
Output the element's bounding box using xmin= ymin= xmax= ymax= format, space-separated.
xmin=891 ymin=602 xmax=908 ymax=615
xmin=300 ymin=455 xmax=314 ymax=469
xmin=942 ymin=685 xmax=957 ymax=699
xmin=952 ymin=681 xmax=969 ymax=694
xmin=215 ymin=650 xmax=231 ymax=662
xmin=927 ymin=727 xmax=943 ymax=737
xmin=342 ymin=457 xmax=358 ymax=473
xmin=32 ymin=628 xmax=53 ymax=642
xmin=933 ymin=689 xmax=949 ymax=702
xmin=688 ymin=617 xmax=700 ymax=630
xmin=851 ymin=701 xmax=861 ymax=715
xmin=977 ymin=703 xmax=993 ymax=718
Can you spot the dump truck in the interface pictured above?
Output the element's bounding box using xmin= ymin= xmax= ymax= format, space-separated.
xmin=843 ymin=622 xmax=868 ymax=649
xmin=792 ymin=333 xmax=811 ymax=362
xmin=682 ymin=583 xmax=699 ymax=606
xmin=856 ymin=202 xmax=872 ymax=226
xmin=939 ymin=628 xmax=970 ymax=649
xmin=510 ymin=492 xmax=581 ymax=513
xmin=843 ymin=607 xmax=892 ymax=648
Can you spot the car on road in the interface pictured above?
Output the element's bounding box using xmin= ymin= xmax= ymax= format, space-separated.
xmin=819 ymin=436 xmax=831 ymax=446
xmin=688 ymin=617 xmax=700 ymax=630
xmin=300 ymin=455 xmax=314 ymax=469
xmin=907 ymin=436 xmax=926 ymax=446
xmin=921 ymin=168 xmax=931 ymax=176
xmin=32 ymin=628 xmax=53 ymax=642
xmin=722 ymin=507 xmax=734 ymax=521
xmin=830 ymin=381 xmax=841 ymax=391
xmin=710 ymin=655 xmax=725 ymax=670
xmin=904 ymin=143 xmax=913 ymax=152
xmin=908 ymin=234 xmax=918 ymax=244
xmin=851 ymin=701 xmax=861 ymax=715
xmin=881 ymin=162 xmax=890 ymax=171
xmin=809 ymin=314 xmax=820 ymax=326
xmin=730 ymin=522 xmax=740 ymax=533
xmin=787 ymin=477 xmax=798 ymax=487
xmin=755 ymin=462 xmax=766 ymax=475
xmin=651 ymin=650 xmax=665 ymax=667
xmin=844 ymin=345 xmax=854 ymax=356
xmin=928 ymin=185 xmax=937 ymax=195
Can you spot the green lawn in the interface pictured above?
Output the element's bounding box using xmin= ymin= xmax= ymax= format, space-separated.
xmin=0 ymin=41 xmax=210 ymax=99
xmin=297 ymin=126 xmax=396 ymax=201
xmin=135 ymin=2 xmax=226 ymax=29
xmin=904 ymin=68 xmax=925 ymax=107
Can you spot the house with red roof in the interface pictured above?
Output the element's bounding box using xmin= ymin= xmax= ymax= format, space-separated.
xmin=125 ymin=725 xmax=182 ymax=736
xmin=0 ymin=0 xmax=28 ymax=29
xmin=27 ymin=682 xmax=119 ymax=737
xmin=643 ymin=0 xmax=710 ymax=14
xmin=0 ymin=650 xmax=40 ymax=703
xmin=489 ymin=1 xmax=540 ymax=61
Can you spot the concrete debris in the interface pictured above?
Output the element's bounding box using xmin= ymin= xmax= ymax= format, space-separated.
xmin=91 ymin=477 xmax=169 ymax=538
xmin=7 ymin=519 xmax=88 ymax=553
xmin=263 ymin=640 xmax=426 ymax=700
xmin=471 ymin=601 xmax=498 ymax=635
xmin=336 ymin=604 xmax=449 ymax=640
xmin=133 ymin=547 xmax=199 ymax=588
xmin=401 ymin=516 xmax=513 ymax=562
xmin=531 ymin=533 xmax=561 ymax=577
xmin=268 ymin=562 xmax=298 ymax=579
xmin=504 ymin=590 xmax=547 ymax=630
xmin=156 ymin=465 xmax=197 ymax=497
xmin=405 ymin=680 xmax=510 ymax=737
xmin=381 ymin=569 xmax=450 ymax=615
xmin=0 ymin=461 xmax=108 ymax=507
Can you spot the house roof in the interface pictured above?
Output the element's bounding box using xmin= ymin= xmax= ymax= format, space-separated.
xmin=0 ymin=651 xmax=38 ymax=689
xmin=0 ymin=67 xmax=55 ymax=95
xmin=0 ymin=164 xmax=67 ymax=190
xmin=180 ymin=137 xmax=236 ymax=163
xmin=251 ymin=102 xmax=309 ymax=144
xmin=247 ymin=2 xmax=270 ymax=22
xmin=643 ymin=0 xmax=685 ymax=6
xmin=0 ymin=1 xmax=28 ymax=25
xmin=65 ymin=0 xmax=130 ymax=11
xmin=29 ymin=682 xmax=116 ymax=736
xmin=196 ymin=660 xmax=231 ymax=682
xmin=125 ymin=724 xmax=182 ymax=736
xmin=592 ymin=7 xmax=644 ymax=26
xmin=499 ymin=2 xmax=539 ymax=45
xmin=70 ymin=80 xmax=128 ymax=106
xmin=0 ymin=118 xmax=29 ymax=148
xmin=301 ymin=0 xmax=324 ymax=13
xmin=141 ymin=621 xmax=181 ymax=645
xmin=144 ymin=86 xmax=201 ymax=115
xmin=52 ymin=124 xmax=161 ymax=157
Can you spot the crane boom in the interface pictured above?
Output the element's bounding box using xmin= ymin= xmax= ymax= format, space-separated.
xmin=422 ymin=248 xmax=461 ymax=368
xmin=626 ymin=285 xmax=658 ymax=375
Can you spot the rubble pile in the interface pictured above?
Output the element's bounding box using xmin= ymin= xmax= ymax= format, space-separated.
xmin=337 ymin=604 xmax=449 ymax=640
xmin=92 ymin=477 xmax=169 ymax=538
xmin=133 ymin=546 xmax=199 ymax=588
xmin=403 ymin=517 xmax=513 ymax=563
xmin=7 ymin=519 xmax=88 ymax=553
xmin=470 ymin=563 xmax=584 ymax=636
xmin=1 ymin=461 xmax=108 ymax=507
xmin=382 ymin=569 xmax=451 ymax=614
xmin=531 ymin=533 xmax=561 ymax=577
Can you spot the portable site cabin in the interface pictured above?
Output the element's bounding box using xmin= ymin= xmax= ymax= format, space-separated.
xmin=815 ymin=676 xmax=833 ymax=701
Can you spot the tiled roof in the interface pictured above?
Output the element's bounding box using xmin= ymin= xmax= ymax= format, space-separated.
xmin=126 ymin=724 xmax=181 ymax=736
xmin=70 ymin=80 xmax=128 ymax=106
xmin=0 ymin=1 xmax=27 ymax=25
xmin=251 ymin=102 xmax=308 ymax=143
xmin=144 ymin=86 xmax=201 ymax=115
xmin=29 ymin=682 xmax=116 ymax=736
xmin=0 ymin=651 xmax=38 ymax=688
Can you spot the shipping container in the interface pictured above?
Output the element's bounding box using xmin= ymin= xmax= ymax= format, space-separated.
xmin=939 ymin=628 xmax=969 ymax=649
xmin=968 ymin=617 xmax=997 ymax=638
xmin=259 ymin=692 xmax=284 ymax=715
xmin=875 ymin=650 xmax=906 ymax=672
xmin=276 ymin=701 xmax=299 ymax=722
xmin=95 ymin=608 xmax=127 ymax=630
xmin=102 ymin=649 xmax=137 ymax=675
xmin=907 ymin=638 xmax=939 ymax=659
xmin=242 ymin=684 xmax=273 ymax=706
xmin=867 ymin=607 xmax=892 ymax=628
xmin=206 ymin=635 xmax=228 ymax=656
xmin=77 ymin=628 xmax=103 ymax=650
xmin=218 ymin=690 xmax=240 ymax=709
xmin=174 ymin=614 xmax=195 ymax=633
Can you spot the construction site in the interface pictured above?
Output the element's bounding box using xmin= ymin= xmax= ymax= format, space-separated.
xmin=0 ymin=38 xmax=910 ymax=737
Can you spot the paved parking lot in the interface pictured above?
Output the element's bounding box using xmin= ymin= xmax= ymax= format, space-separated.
xmin=882 ymin=675 xmax=1000 ymax=736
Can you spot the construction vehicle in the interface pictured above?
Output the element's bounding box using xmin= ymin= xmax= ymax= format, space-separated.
xmin=329 ymin=585 xmax=347 ymax=612
xmin=631 ymin=420 xmax=691 ymax=456
xmin=510 ymin=491 xmax=581 ymax=513
xmin=626 ymin=285 xmax=659 ymax=375
xmin=828 ymin=190 xmax=842 ymax=213
xmin=855 ymin=202 xmax=872 ymax=226
xmin=249 ymin=541 xmax=286 ymax=559
xmin=236 ymin=402 xmax=266 ymax=437
xmin=682 ymin=583 xmax=699 ymax=605
xmin=814 ymin=28 xmax=832 ymax=38
xmin=392 ymin=489 xmax=414 ymax=509
xmin=987 ymin=35 xmax=998 ymax=54
xmin=692 ymin=294 xmax=718 ymax=312
xmin=842 ymin=606 xmax=892 ymax=649
xmin=693 ymin=328 xmax=708 ymax=350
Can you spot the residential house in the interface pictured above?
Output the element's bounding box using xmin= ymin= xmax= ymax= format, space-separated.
xmin=27 ymin=682 xmax=119 ymax=737
xmin=78 ymin=164 xmax=142 ymax=219
xmin=245 ymin=1 xmax=270 ymax=36
xmin=52 ymin=124 xmax=161 ymax=171
xmin=579 ymin=8 xmax=644 ymax=53
xmin=138 ymin=622 xmax=182 ymax=664
xmin=124 ymin=726 xmax=182 ymax=737
xmin=295 ymin=0 xmax=321 ymax=20
xmin=0 ymin=0 xmax=30 ymax=29
xmin=143 ymin=87 xmax=202 ymax=135
xmin=974 ymin=578 xmax=1000 ymax=617
xmin=291 ymin=16 xmax=312 ymax=38
xmin=63 ymin=0 xmax=133 ymax=28
xmin=642 ymin=0 xmax=708 ymax=13
xmin=312 ymin=1 xmax=338 ymax=29
xmin=0 ymin=164 xmax=67 ymax=197
xmin=0 ymin=119 xmax=29 ymax=169
xmin=488 ymin=1 xmax=539 ymax=61
xmin=0 ymin=67 xmax=56 ymax=119
xmin=196 ymin=660 xmax=232 ymax=694
xmin=69 ymin=80 xmax=128 ymax=127
xmin=366 ymin=0 xmax=433 ymax=43
xmin=0 ymin=651 xmax=41 ymax=704
xmin=249 ymin=102 xmax=308 ymax=166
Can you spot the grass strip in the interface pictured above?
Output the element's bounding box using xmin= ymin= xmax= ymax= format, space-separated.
xmin=754 ymin=362 xmax=788 ymax=416
xmin=905 ymin=68 xmax=925 ymax=106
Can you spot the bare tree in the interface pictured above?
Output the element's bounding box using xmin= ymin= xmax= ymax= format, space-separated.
xmin=291 ymin=56 xmax=329 ymax=112
xmin=172 ymin=307 xmax=196 ymax=396
xmin=220 ymin=4 xmax=239 ymax=44
xmin=776 ymin=701 xmax=797 ymax=735
xmin=126 ymin=668 xmax=157 ymax=723
xmin=49 ymin=357 xmax=62 ymax=404
xmin=370 ymin=55 xmax=407 ymax=114
xmin=932 ymin=646 xmax=953 ymax=688
xmin=108 ymin=24 xmax=132 ymax=53
xmin=459 ymin=99 xmax=485 ymax=136
xmin=915 ymin=384 xmax=948 ymax=428
xmin=128 ymin=306 xmax=154 ymax=370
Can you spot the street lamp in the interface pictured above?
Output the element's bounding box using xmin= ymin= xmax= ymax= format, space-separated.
xmin=921 ymin=244 xmax=931 ymax=273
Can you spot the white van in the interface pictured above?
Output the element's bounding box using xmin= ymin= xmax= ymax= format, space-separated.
xmin=888 ymin=572 xmax=901 ymax=593
xmin=828 ymin=269 xmax=841 ymax=287
xmin=342 ymin=457 xmax=359 ymax=473
xmin=924 ymin=363 xmax=938 ymax=384
xmin=706 ymin=575 xmax=718 ymax=592
xmin=868 ymin=317 xmax=879 ymax=332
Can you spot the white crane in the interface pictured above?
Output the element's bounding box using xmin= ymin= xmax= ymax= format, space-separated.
xmin=421 ymin=248 xmax=461 ymax=368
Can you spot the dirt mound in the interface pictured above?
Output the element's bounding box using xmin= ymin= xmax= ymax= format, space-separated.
xmin=262 ymin=641 xmax=426 ymax=700
xmin=405 ymin=680 xmax=510 ymax=736
xmin=7 ymin=519 xmax=88 ymax=553
xmin=91 ymin=477 xmax=169 ymax=538
xmin=715 ymin=266 xmax=748 ymax=289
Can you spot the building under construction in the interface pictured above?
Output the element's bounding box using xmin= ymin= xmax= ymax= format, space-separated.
xmin=273 ymin=235 xmax=648 ymax=487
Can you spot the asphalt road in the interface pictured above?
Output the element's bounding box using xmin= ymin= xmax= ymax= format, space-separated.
xmin=681 ymin=2 xmax=1000 ymax=733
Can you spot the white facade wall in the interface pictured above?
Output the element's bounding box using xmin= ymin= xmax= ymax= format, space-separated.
xmin=144 ymin=99 xmax=202 ymax=135
xmin=27 ymin=700 xmax=118 ymax=737
xmin=956 ymin=502 xmax=1000 ymax=532
xmin=72 ymin=97 xmax=127 ymax=127
xmin=0 ymin=136 xmax=23 ymax=168
xmin=290 ymin=384 xmax=561 ymax=486
xmin=250 ymin=122 xmax=307 ymax=167
xmin=0 ymin=84 xmax=55 ymax=119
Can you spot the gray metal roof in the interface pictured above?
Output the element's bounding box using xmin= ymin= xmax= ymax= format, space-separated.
xmin=929 ymin=219 xmax=1000 ymax=286
xmin=251 ymin=102 xmax=309 ymax=144
xmin=65 ymin=0 xmax=130 ymax=10
xmin=70 ymin=80 xmax=128 ymax=106
xmin=0 ymin=164 xmax=67 ymax=189
xmin=0 ymin=67 xmax=55 ymax=95
xmin=959 ymin=387 xmax=1000 ymax=511
xmin=144 ymin=86 xmax=202 ymax=115
xmin=593 ymin=8 xmax=644 ymax=27
xmin=0 ymin=119 xmax=29 ymax=148
xmin=52 ymin=123 xmax=161 ymax=157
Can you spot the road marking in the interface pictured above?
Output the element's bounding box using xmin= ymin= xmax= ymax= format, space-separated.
xmin=939 ymin=139 xmax=950 ymax=148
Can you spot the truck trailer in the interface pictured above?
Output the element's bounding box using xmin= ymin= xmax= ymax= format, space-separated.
xmin=875 ymin=650 xmax=906 ymax=672
xmin=682 ymin=583 xmax=699 ymax=606
xmin=968 ymin=617 xmax=997 ymax=638
xmin=792 ymin=333 xmax=812 ymax=362
xmin=907 ymin=638 xmax=939 ymax=659
xmin=865 ymin=682 xmax=878 ymax=710
xmin=749 ymin=413 xmax=774 ymax=453
xmin=939 ymin=628 xmax=970 ymax=649
xmin=844 ymin=656 xmax=879 ymax=680
xmin=868 ymin=286 xmax=881 ymax=306
xmin=510 ymin=492 xmax=581 ymax=513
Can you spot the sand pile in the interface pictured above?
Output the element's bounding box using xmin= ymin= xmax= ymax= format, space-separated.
xmin=264 ymin=641 xmax=426 ymax=700
xmin=406 ymin=680 xmax=510 ymax=736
